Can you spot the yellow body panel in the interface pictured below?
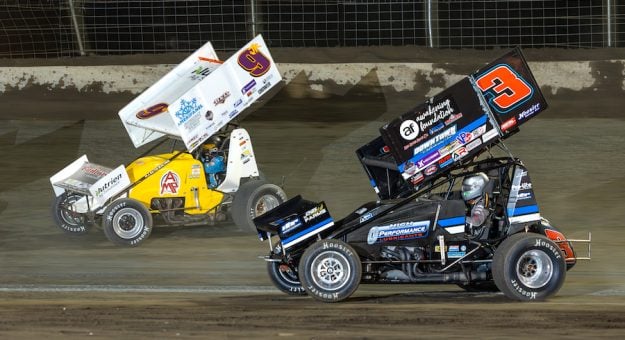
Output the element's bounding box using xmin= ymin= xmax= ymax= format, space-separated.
xmin=126 ymin=152 xmax=224 ymax=215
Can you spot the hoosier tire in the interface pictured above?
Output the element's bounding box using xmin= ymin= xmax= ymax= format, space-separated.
xmin=493 ymin=233 xmax=566 ymax=301
xmin=102 ymin=198 xmax=153 ymax=247
xmin=52 ymin=192 xmax=90 ymax=235
xmin=267 ymin=261 xmax=306 ymax=296
xmin=231 ymin=180 xmax=286 ymax=233
xmin=298 ymin=239 xmax=362 ymax=303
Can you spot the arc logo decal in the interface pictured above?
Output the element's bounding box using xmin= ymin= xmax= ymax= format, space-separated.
xmin=238 ymin=43 xmax=272 ymax=77
xmin=160 ymin=171 xmax=180 ymax=195
xmin=476 ymin=64 xmax=533 ymax=114
xmin=136 ymin=103 xmax=168 ymax=119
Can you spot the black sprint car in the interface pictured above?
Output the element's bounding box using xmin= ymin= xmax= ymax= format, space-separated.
xmin=253 ymin=48 xmax=591 ymax=302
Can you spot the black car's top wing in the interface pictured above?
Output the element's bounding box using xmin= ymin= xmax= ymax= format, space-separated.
xmin=359 ymin=47 xmax=548 ymax=200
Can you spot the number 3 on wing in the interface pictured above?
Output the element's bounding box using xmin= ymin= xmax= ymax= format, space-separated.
xmin=476 ymin=65 xmax=533 ymax=114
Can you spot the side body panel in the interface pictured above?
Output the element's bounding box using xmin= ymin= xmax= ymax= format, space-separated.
xmin=126 ymin=153 xmax=224 ymax=214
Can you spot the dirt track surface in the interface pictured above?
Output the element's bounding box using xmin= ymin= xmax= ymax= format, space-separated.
xmin=1 ymin=82 xmax=625 ymax=337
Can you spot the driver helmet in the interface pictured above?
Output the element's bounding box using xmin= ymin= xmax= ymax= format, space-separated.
xmin=202 ymin=143 xmax=218 ymax=158
xmin=461 ymin=172 xmax=489 ymax=201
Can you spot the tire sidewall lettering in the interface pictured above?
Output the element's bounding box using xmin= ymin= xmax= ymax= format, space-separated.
xmin=505 ymin=236 xmax=563 ymax=300
xmin=105 ymin=201 xmax=128 ymax=222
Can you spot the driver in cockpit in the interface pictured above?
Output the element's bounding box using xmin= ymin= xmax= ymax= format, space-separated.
xmin=461 ymin=172 xmax=490 ymax=230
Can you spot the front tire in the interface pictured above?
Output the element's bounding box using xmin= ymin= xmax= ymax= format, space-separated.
xmin=298 ymin=239 xmax=362 ymax=302
xmin=102 ymin=198 xmax=153 ymax=247
xmin=493 ymin=233 xmax=566 ymax=301
xmin=51 ymin=192 xmax=90 ymax=235
xmin=231 ymin=180 xmax=286 ymax=232
xmin=267 ymin=261 xmax=306 ymax=296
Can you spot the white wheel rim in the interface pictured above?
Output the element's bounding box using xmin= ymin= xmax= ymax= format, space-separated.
xmin=311 ymin=251 xmax=350 ymax=291
xmin=516 ymin=249 xmax=554 ymax=289
xmin=113 ymin=208 xmax=144 ymax=239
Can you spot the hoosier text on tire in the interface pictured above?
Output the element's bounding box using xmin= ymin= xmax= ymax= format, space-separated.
xmin=102 ymin=198 xmax=153 ymax=247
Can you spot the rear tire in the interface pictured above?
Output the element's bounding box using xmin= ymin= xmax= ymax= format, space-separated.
xmin=102 ymin=198 xmax=153 ymax=247
xmin=493 ymin=233 xmax=566 ymax=301
xmin=298 ymin=239 xmax=362 ymax=302
xmin=231 ymin=180 xmax=286 ymax=232
xmin=52 ymin=192 xmax=90 ymax=235
xmin=267 ymin=261 xmax=306 ymax=296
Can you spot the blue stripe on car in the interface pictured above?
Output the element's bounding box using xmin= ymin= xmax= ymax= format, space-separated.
xmin=282 ymin=217 xmax=334 ymax=245
xmin=438 ymin=216 xmax=465 ymax=227
xmin=507 ymin=204 xmax=539 ymax=216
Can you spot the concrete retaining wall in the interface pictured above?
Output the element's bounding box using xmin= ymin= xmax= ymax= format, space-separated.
xmin=1 ymin=60 xmax=623 ymax=118
xmin=1 ymin=61 xmax=623 ymax=96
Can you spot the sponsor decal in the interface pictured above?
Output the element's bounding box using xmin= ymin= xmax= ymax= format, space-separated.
xmin=438 ymin=139 xmax=462 ymax=156
xmin=471 ymin=124 xmax=487 ymax=138
xmin=380 ymin=145 xmax=391 ymax=154
xmin=402 ymin=133 xmax=429 ymax=151
xmin=160 ymin=171 xmax=180 ymax=195
xmin=367 ymin=221 xmax=430 ymax=244
xmin=359 ymin=212 xmax=374 ymax=224
xmin=191 ymin=66 xmax=213 ymax=79
xmin=241 ymin=79 xmax=257 ymax=95
xmin=233 ymin=98 xmax=243 ymax=108
xmin=136 ymin=102 xmax=168 ymax=119
xmin=465 ymin=138 xmax=483 ymax=152
xmin=444 ymin=112 xmax=463 ymax=125
xmin=257 ymin=82 xmax=271 ymax=95
xmin=229 ymin=109 xmax=239 ymax=118
xmin=416 ymin=150 xmax=440 ymax=169
xmin=213 ymin=91 xmax=231 ymax=106
xmin=438 ymin=154 xmax=454 ymax=169
xmin=424 ymin=164 xmax=438 ymax=176
xmin=501 ymin=117 xmax=518 ymax=131
xmin=512 ymin=182 xmax=532 ymax=191
xmin=409 ymin=172 xmax=424 ymax=185
xmin=190 ymin=164 xmax=202 ymax=179
xmin=238 ymin=42 xmax=272 ymax=77
xmin=175 ymin=98 xmax=203 ymax=125
xmin=517 ymin=192 xmax=533 ymax=200
xmin=438 ymin=154 xmax=452 ymax=165
xmin=518 ymin=103 xmax=541 ymax=121
xmin=452 ymin=147 xmax=468 ymax=161
xmin=94 ymin=173 xmax=123 ymax=198
xmin=303 ymin=204 xmax=327 ymax=223
xmin=412 ymin=125 xmax=457 ymax=156
xmin=205 ymin=110 xmax=213 ymax=121
xmin=81 ymin=164 xmax=109 ymax=179
xmin=429 ymin=122 xmax=445 ymax=135
xmin=446 ymin=245 xmax=465 ymax=258
xmin=482 ymin=128 xmax=499 ymax=142
xmin=412 ymin=97 xmax=457 ymax=137
xmin=263 ymin=74 xmax=275 ymax=84
xmin=456 ymin=131 xmax=473 ymax=144
xmin=402 ymin=161 xmax=418 ymax=178
xmin=400 ymin=119 xmax=420 ymax=141
xmin=447 ymin=251 xmax=466 ymax=258
xmin=281 ymin=218 xmax=303 ymax=233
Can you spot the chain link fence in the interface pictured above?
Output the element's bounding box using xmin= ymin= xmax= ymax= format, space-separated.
xmin=2 ymin=0 xmax=625 ymax=58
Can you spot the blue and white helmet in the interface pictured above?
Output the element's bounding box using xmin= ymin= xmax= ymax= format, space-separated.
xmin=461 ymin=172 xmax=489 ymax=201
